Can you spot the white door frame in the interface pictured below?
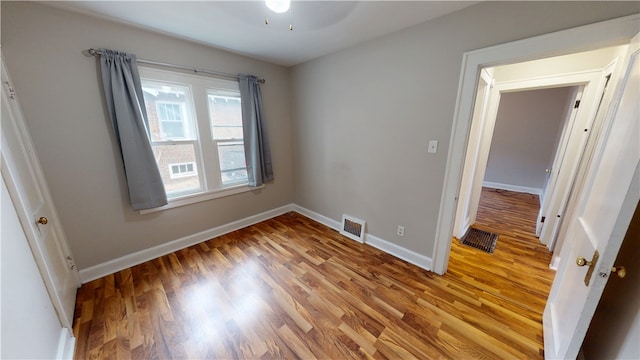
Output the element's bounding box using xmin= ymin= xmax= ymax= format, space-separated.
xmin=495 ymin=70 xmax=609 ymax=249
xmin=539 ymin=65 xmax=615 ymax=253
xmin=1 ymin=60 xmax=80 ymax=330
xmin=456 ymin=69 xmax=604 ymax=250
xmin=452 ymin=69 xmax=493 ymax=239
xmin=536 ymin=86 xmax=583 ymax=238
xmin=542 ymin=36 xmax=639 ymax=358
xmin=432 ymin=13 xmax=640 ymax=275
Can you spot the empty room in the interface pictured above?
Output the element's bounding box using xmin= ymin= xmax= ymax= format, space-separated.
xmin=2 ymin=1 xmax=639 ymax=359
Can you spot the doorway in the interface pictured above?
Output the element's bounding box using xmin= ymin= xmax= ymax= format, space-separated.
xmin=452 ymin=45 xmax=627 ymax=270
xmin=433 ymin=16 xmax=639 ymax=358
xmin=448 ymin=85 xmax=579 ymax=321
xmin=432 ymin=14 xmax=638 ymax=276
xmin=475 ymin=85 xmax=579 ymax=243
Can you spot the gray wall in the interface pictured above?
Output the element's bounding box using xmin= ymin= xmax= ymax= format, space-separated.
xmin=290 ymin=2 xmax=639 ymax=257
xmin=2 ymin=1 xmax=639 ymax=270
xmin=484 ymin=87 xmax=576 ymax=191
xmin=1 ymin=2 xmax=294 ymax=269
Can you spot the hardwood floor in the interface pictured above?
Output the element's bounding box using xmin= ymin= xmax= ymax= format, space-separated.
xmin=73 ymin=189 xmax=554 ymax=359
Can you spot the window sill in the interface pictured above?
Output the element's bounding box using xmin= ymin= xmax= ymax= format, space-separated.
xmin=139 ymin=184 xmax=264 ymax=214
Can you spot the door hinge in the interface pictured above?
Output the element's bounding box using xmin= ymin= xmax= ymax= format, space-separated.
xmin=4 ymin=81 xmax=16 ymax=99
xmin=574 ymin=100 xmax=581 ymax=108
xmin=66 ymin=256 xmax=77 ymax=271
xmin=541 ymin=216 xmax=545 ymax=223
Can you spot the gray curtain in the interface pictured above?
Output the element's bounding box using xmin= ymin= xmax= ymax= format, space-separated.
xmin=98 ymin=48 xmax=168 ymax=210
xmin=239 ymin=74 xmax=274 ymax=186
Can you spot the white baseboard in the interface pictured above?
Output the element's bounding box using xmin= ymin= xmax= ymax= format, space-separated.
xmin=290 ymin=204 xmax=342 ymax=230
xmin=79 ymin=203 xmax=433 ymax=282
xmin=79 ymin=204 xmax=295 ymax=283
xmin=292 ymin=205 xmax=432 ymax=271
xmin=365 ymin=233 xmax=432 ymax=270
xmin=483 ymin=181 xmax=542 ymax=198
xmin=454 ymin=217 xmax=471 ymax=239
xmin=56 ymin=328 xmax=75 ymax=360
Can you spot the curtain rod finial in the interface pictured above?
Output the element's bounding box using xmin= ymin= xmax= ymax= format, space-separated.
xmin=85 ymin=48 xmax=99 ymax=57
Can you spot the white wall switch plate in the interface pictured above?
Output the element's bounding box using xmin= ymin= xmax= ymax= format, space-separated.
xmin=428 ymin=140 xmax=439 ymax=154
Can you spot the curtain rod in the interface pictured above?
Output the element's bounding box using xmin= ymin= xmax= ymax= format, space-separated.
xmin=86 ymin=48 xmax=265 ymax=84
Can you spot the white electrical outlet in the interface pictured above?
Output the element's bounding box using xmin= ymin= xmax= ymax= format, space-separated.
xmin=397 ymin=225 xmax=405 ymax=237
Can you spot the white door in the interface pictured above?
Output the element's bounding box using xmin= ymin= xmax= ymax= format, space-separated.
xmin=1 ymin=61 xmax=80 ymax=329
xmin=1 ymin=177 xmax=74 ymax=359
xmin=535 ymin=87 xmax=583 ymax=237
xmin=453 ymin=69 xmax=493 ymax=238
xmin=539 ymin=66 xmax=617 ymax=252
xmin=543 ymin=34 xmax=640 ymax=360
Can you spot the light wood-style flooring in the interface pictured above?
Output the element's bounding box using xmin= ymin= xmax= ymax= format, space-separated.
xmin=73 ymin=188 xmax=554 ymax=359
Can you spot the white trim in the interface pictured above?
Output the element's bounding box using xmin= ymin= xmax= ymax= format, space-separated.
xmin=290 ymin=204 xmax=342 ymax=230
xmin=56 ymin=328 xmax=75 ymax=360
xmin=453 ymin=68 xmax=494 ymax=240
xmin=80 ymin=204 xmax=294 ymax=283
xmin=494 ymin=68 xmax=605 ymax=91
xmin=549 ymin=255 xmax=561 ymax=271
xmin=483 ymin=181 xmax=543 ymax=198
xmin=486 ymin=69 xmax=605 ymax=249
xmin=292 ymin=205 xmax=432 ymax=271
xmin=433 ymin=14 xmax=640 ymax=275
xmin=1 ymin=60 xmax=81 ymax=330
xmin=82 ymin=203 xmax=433 ymax=282
xmin=365 ymin=233 xmax=432 ymax=271
xmin=139 ymin=184 xmax=264 ymax=214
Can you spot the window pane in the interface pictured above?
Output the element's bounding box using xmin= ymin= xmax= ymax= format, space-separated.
xmin=221 ymin=169 xmax=248 ymax=185
xmin=151 ymin=144 xmax=201 ymax=196
xmin=161 ymin=121 xmax=185 ymax=139
xmin=217 ymin=141 xmax=248 ymax=185
xmin=208 ymin=94 xmax=243 ymax=140
xmin=142 ymin=81 xmax=196 ymax=141
xmin=158 ymin=103 xmax=182 ymax=121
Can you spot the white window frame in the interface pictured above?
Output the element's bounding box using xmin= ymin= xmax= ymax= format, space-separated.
xmin=139 ymin=67 xmax=255 ymax=213
xmin=156 ymin=100 xmax=188 ymax=140
xmin=208 ymin=91 xmax=248 ymax=186
xmin=215 ymin=140 xmax=247 ymax=186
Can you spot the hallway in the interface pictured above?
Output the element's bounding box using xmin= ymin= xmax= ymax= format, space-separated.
xmin=450 ymin=187 xmax=555 ymax=324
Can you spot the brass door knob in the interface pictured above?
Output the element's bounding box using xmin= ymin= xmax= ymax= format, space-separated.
xmin=576 ymin=256 xmax=592 ymax=267
xmin=611 ymin=266 xmax=626 ymax=278
xmin=577 ymin=250 xmax=599 ymax=286
xmin=37 ymin=217 xmax=48 ymax=225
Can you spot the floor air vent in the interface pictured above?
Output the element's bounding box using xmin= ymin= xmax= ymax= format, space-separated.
xmin=460 ymin=228 xmax=498 ymax=254
xmin=340 ymin=214 xmax=366 ymax=243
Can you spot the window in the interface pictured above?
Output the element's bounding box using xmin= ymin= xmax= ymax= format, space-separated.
xmin=209 ymin=93 xmax=248 ymax=185
xmin=169 ymin=162 xmax=197 ymax=179
xmin=157 ymin=102 xmax=187 ymax=139
xmin=140 ymin=67 xmax=249 ymax=202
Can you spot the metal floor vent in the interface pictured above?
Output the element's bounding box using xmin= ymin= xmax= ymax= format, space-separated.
xmin=460 ymin=228 xmax=498 ymax=254
xmin=340 ymin=214 xmax=366 ymax=243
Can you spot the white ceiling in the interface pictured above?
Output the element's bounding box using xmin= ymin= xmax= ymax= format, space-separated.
xmin=46 ymin=1 xmax=479 ymax=66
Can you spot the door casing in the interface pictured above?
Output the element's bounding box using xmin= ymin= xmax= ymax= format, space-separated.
xmin=433 ymin=13 xmax=640 ymax=275
xmin=1 ymin=59 xmax=80 ymax=330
